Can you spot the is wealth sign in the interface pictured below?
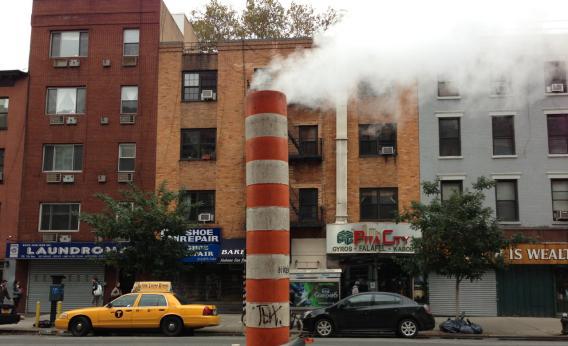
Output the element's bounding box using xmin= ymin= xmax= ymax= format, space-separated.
xmin=326 ymin=223 xmax=419 ymax=254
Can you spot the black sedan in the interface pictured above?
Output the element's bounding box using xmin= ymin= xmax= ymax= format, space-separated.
xmin=302 ymin=292 xmax=435 ymax=338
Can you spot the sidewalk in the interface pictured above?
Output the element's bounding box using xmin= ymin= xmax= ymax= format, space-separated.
xmin=1 ymin=314 xmax=567 ymax=340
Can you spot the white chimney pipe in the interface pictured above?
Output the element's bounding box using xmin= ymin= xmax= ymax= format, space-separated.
xmin=335 ymin=96 xmax=348 ymax=224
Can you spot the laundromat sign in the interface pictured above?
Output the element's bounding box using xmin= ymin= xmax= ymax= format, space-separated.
xmin=326 ymin=223 xmax=419 ymax=254
xmin=505 ymin=243 xmax=568 ymax=265
xmin=6 ymin=242 xmax=120 ymax=259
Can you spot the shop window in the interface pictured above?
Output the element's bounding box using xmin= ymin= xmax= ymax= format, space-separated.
xmin=299 ymin=188 xmax=318 ymax=222
xmin=440 ymin=180 xmax=463 ymax=202
xmin=180 ymin=128 xmax=216 ymax=160
xmin=50 ymin=31 xmax=88 ymax=57
xmin=495 ymin=180 xmax=519 ymax=222
xmin=0 ymin=98 xmax=8 ymax=129
xmin=138 ymin=294 xmax=167 ymax=307
xmin=360 ymin=188 xmax=398 ymax=221
xmin=39 ymin=203 xmax=80 ymax=231
xmin=118 ymin=143 xmax=136 ymax=172
xmin=43 ymin=144 xmax=83 ymax=172
xmin=299 ymin=126 xmax=318 ymax=156
xmin=552 ymin=179 xmax=568 ymax=221
xmin=181 ymin=190 xmax=215 ymax=223
xmin=545 ymin=61 xmax=567 ymax=94
xmin=182 ymin=71 xmax=217 ymax=102
xmin=123 ymin=29 xmax=139 ymax=57
xmin=359 ymin=124 xmax=397 ymax=156
xmin=46 ymin=87 xmax=86 ymax=115
xmin=492 ymin=116 xmax=515 ymax=156
xmin=439 ymin=118 xmax=461 ymax=157
xmin=121 ymin=86 xmax=138 ymax=114
xmin=547 ymin=114 xmax=568 ymax=154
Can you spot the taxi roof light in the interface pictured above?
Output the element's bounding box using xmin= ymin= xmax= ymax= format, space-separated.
xmin=131 ymin=281 xmax=172 ymax=293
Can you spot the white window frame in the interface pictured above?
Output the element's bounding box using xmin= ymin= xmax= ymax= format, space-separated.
xmin=120 ymin=86 xmax=138 ymax=114
xmin=492 ymin=175 xmax=521 ymax=225
xmin=490 ymin=112 xmax=518 ymax=158
xmin=437 ymin=76 xmax=461 ymax=100
xmin=39 ymin=203 xmax=81 ymax=232
xmin=50 ymin=31 xmax=88 ymax=58
xmin=42 ymin=144 xmax=83 ymax=173
xmin=123 ymin=29 xmax=140 ymax=57
xmin=46 ymin=87 xmax=86 ymax=115
xmin=118 ymin=143 xmax=136 ymax=172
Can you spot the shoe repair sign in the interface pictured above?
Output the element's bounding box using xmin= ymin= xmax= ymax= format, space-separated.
xmin=326 ymin=223 xmax=419 ymax=254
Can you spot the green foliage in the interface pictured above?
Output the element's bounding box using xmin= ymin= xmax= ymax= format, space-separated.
xmin=81 ymin=182 xmax=193 ymax=280
xmin=399 ymin=177 xmax=506 ymax=283
xmin=190 ymin=0 xmax=341 ymax=41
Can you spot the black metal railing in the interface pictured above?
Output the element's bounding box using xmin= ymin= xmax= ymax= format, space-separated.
xmin=289 ymin=131 xmax=323 ymax=161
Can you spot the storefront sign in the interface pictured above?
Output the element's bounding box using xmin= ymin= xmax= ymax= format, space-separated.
xmin=220 ymin=238 xmax=246 ymax=264
xmin=326 ymin=223 xmax=419 ymax=254
xmin=505 ymin=243 xmax=568 ymax=265
xmin=182 ymin=244 xmax=221 ymax=263
xmin=172 ymin=228 xmax=221 ymax=243
xmin=6 ymin=242 xmax=119 ymax=260
xmin=290 ymin=281 xmax=340 ymax=308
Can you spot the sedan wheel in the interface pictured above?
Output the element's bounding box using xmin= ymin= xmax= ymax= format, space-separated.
xmin=398 ymin=318 xmax=418 ymax=338
xmin=314 ymin=318 xmax=334 ymax=337
xmin=70 ymin=316 xmax=92 ymax=337
xmin=161 ymin=316 xmax=184 ymax=337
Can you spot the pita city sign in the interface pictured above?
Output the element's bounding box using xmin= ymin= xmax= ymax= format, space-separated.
xmin=326 ymin=223 xmax=419 ymax=254
xmin=505 ymin=243 xmax=568 ymax=265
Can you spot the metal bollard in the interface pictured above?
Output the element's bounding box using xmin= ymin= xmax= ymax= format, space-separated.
xmin=35 ymin=301 xmax=40 ymax=328
xmin=56 ymin=301 xmax=62 ymax=319
xmin=561 ymin=312 xmax=568 ymax=335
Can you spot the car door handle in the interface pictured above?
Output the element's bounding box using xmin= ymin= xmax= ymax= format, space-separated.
xmin=125 ymin=309 xmax=132 ymax=312
xmin=158 ymin=309 xmax=165 ymax=311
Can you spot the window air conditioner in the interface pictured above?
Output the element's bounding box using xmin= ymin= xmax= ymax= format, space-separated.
xmin=46 ymin=172 xmax=62 ymax=183
xmin=381 ymin=146 xmax=395 ymax=155
xmin=201 ymin=89 xmax=215 ymax=100
xmin=551 ymin=83 xmax=565 ymax=92
xmin=59 ymin=235 xmax=72 ymax=242
xmin=42 ymin=233 xmax=58 ymax=242
xmin=68 ymin=59 xmax=80 ymax=67
xmin=52 ymin=59 xmax=68 ymax=68
xmin=100 ymin=116 xmax=109 ymax=125
xmin=66 ymin=116 xmax=78 ymax=125
xmin=62 ymin=174 xmax=75 ymax=183
xmin=102 ymin=59 xmax=111 ymax=67
xmin=117 ymin=172 xmax=134 ymax=183
xmin=198 ymin=213 xmax=214 ymax=222
xmin=119 ymin=114 xmax=136 ymax=124
xmin=554 ymin=210 xmax=568 ymax=221
xmin=122 ymin=56 xmax=138 ymax=66
xmin=49 ymin=115 xmax=65 ymax=125
xmin=98 ymin=175 xmax=107 ymax=183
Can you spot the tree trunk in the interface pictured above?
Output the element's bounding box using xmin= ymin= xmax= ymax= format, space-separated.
xmin=455 ymin=277 xmax=461 ymax=319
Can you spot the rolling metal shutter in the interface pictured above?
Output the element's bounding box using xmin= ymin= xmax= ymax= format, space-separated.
xmin=26 ymin=260 xmax=105 ymax=314
xmin=429 ymin=270 xmax=497 ymax=317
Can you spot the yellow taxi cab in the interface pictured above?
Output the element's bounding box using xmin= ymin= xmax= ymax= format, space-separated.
xmin=55 ymin=281 xmax=220 ymax=337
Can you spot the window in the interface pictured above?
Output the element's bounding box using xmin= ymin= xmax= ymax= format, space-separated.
xmin=545 ymin=61 xmax=567 ymax=93
xmin=180 ymin=129 xmax=216 ymax=160
xmin=298 ymin=126 xmax=318 ymax=156
xmin=0 ymin=98 xmax=7 ymax=129
xmin=50 ymin=31 xmax=88 ymax=57
xmin=121 ymin=86 xmax=138 ymax=114
xmin=492 ymin=116 xmax=515 ymax=155
xmin=0 ymin=149 xmax=4 ymax=182
xmin=547 ymin=114 xmax=568 ymax=154
xmin=552 ymin=180 xmax=568 ymax=221
xmin=438 ymin=79 xmax=460 ymax=97
xmin=373 ymin=294 xmax=401 ymax=305
xmin=439 ymin=118 xmax=461 ymax=156
xmin=181 ymin=190 xmax=215 ymax=222
xmin=46 ymin=87 xmax=86 ymax=114
xmin=360 ymin=188 xmax=398 ymax=221
xmin=182 ymin=71 xmax=217 ymax=101
xmin=138 ymin=294 xmax=167 ymax=307
xmin=490 ymin=75 xmax=511 ymax=96
xmin=299 ymin=188 xmax=318 ymax=222
xmin=43 ymin=144 xmax=83 ymax=172
xmin=440 ymin=180 xmax=463 ymax=202
xmin=495 ymin=180 xmax=518 ymax=221
xmin=345 ymin=293 xmax=373 ymax=307
xmin=40 ymin=203 xmax=80 ymax=231
xmin=118 ymin=143 xmax=136 ymax=172
xmin=123 ymin=29 xmax=139 ymax=56
xmin=359 ymin=124 xmax=397 ymax=156
xmin=110 ymin=294 xmax=138 ymax=307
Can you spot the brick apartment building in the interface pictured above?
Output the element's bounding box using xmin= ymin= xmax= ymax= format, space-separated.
xmin=156 ymin=38 xmax=420 ymax=309
xmin=0 ymin=70 xmax=28 ymax=283
xmin=6 ymin=0 xmax=184 ymax=313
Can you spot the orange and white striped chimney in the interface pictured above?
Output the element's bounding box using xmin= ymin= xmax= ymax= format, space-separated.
xmin=245 ymin=90 xmax=290 ymax=346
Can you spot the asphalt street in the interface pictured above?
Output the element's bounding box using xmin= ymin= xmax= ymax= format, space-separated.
xmin=0 ymin=335 xmax=566 ymax=346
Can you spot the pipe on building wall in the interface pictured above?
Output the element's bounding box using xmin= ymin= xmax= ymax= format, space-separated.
xmin=335 ymin=96 xmax=348 ymax=224
xmin=244 ymin=90 xmax=290 ymax=346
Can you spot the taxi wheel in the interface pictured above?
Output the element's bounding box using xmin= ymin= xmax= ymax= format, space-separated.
xmin=161 ymin=316 xmax=183 ymax=337
xmin=70 ymin=316 xmax=92 ymax=337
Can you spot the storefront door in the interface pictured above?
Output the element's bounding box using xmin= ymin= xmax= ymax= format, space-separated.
xmin=498 ymin=266 xmax=555 ymax=317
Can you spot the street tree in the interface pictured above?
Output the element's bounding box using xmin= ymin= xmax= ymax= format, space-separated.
xmin=190 ymin=0 xmax=243 ymax=42
xmin=81 ymin=182 xmax=193 ymax=281
xmin=399 ymin=177 xmax=507 ymax=318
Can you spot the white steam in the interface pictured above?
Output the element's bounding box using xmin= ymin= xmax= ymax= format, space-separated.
xmin=251 ymin=0 xmax=568 ymax=108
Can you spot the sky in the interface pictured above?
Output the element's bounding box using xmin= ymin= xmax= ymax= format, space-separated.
xmin=0 ymin=0 xmax=345 ymax=71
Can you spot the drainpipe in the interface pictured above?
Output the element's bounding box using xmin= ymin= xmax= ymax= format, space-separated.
xmin=335 ymin=96 xmax=348 ymax=224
